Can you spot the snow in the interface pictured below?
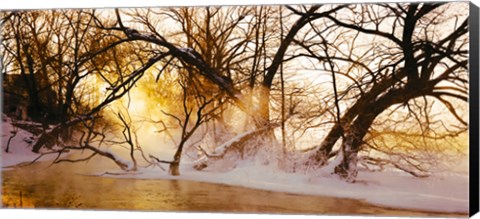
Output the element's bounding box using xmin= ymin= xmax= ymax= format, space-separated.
xmin=1 ymin=115 xmax=46 ymax=167
xmin=192 ymin=128 xmax=266 ymax=166
xmin=1 ymin=114 xmax=469 ymax=214
xmin=213 ymin=129 xmax=258 ymax=155
xmin=95 ymin=156 xmax=469 ymax=214
xmin=0 ymin=114 xmax=70 ymax=168
xmin=103 ymin=147 xmax=136 ymax=170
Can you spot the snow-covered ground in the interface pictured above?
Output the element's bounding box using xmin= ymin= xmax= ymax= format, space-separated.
xmin=1 ymin=114 xmax=469 ymax=214
xmin=1 ymin=115 xmax=52 ymax=167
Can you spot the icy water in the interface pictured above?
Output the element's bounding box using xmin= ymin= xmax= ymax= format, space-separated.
xmin=1 ymin=161 xmax=466 ymax=217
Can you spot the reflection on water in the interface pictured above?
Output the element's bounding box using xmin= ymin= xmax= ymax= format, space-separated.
xmin=1 ymin=161 xmax=465 ymax=217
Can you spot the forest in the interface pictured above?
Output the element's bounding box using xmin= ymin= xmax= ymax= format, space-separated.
xmin=1 ymin=2 xmax=469 ymax=185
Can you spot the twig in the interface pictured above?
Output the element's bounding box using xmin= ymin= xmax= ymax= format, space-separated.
xmin=149 ymin=154 xmax=173 ymax=164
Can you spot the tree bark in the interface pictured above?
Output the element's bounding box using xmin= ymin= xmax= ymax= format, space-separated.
xmin=334 ymin=111 xmax=377 ymax=182
xmin=169 ymin=141 xmax=186 ymax=176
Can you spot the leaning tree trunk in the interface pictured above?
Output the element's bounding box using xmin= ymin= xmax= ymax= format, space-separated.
xmin=332 ymin=86 xmax=430 ymax=181
xmin=32 ymin=116 xmax=88 ymax=153
xmin=334 ymin=112 xmax=377 ymax=182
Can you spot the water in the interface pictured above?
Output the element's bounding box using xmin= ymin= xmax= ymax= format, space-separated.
xmin=1 ymin=161 xmax=464 ymax=217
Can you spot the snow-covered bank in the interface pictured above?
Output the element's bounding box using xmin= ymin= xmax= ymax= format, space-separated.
xmin=94 ymin=160 xmax=468 ymax=214
xmin=1 ymin=115 xmax=469 ymax=215
xmin=0 ymin=115 xmax=66 ymax=168
xmin=1 ymin=116 xmax=41 ymax=167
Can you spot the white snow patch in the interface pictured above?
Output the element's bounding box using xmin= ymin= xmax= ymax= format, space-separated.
xmin=1 ymin=116 xmax=57 ymax=168
xmin=193 ymin=129 xmax=264 ymax=166
xmin=213 ymin=129 xmax=257 ymax=155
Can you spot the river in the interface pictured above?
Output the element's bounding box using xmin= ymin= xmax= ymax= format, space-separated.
xmin=1 ymin=161 xmax=465 ymax=217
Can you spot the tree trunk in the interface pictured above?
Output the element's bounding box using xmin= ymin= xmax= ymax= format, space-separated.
xmin=258 ymin=85 xmax=271 ymax=126
xmin=169 ymin=141 xmax=186 ymax=176
xmin=24 ymin=52 xmax=43 ymax=120
xmin=256 ymin=85 xmax=280 ymax=149
xmin=334 ymin=112 xmax=377 ymax=182
xmin=169 ymin=161 xmax=180 ymax=176
xmin=32 ymin=116 xmax=88 ymax=153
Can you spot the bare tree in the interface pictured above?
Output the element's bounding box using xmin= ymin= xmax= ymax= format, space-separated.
xmin=148 ymin=75 xmax=219 ymax=176
xmin=295 ymin=3 xmax=468 ymax=181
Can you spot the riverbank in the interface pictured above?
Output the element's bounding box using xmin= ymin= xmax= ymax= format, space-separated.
xmin=1 ymin=162 xmax=467 ymax=217
xmin=1 ymin=115 xmax=469 ymax=216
